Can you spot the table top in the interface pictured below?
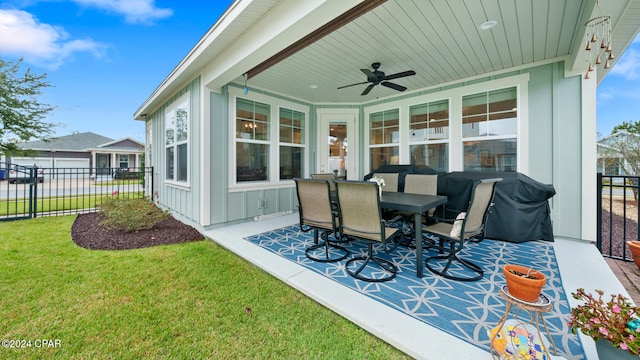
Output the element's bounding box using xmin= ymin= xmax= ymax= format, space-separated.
xmin=379 ymin=192 xmax=447 ymax=213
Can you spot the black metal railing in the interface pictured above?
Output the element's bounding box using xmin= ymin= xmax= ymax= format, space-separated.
xmin=597 ymin=173 xmax=638 ymax=261
xmin=0 ymin=163 xmax=153 ymax=221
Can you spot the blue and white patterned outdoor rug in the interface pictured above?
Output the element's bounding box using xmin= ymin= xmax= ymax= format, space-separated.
xmin=245 ymin=225 xmax=586 ymax=359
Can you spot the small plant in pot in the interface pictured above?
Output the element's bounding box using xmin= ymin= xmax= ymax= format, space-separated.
xmin=569 ymin=288 xmax=640 ymax=357
xmin=503 ymin=264 xmax=546 ymax=302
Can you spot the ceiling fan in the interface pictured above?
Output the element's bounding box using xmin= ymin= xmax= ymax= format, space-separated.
xmin=337 ymin=62 xmax=416 ymax=96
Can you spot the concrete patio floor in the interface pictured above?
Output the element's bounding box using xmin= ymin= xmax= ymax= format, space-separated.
xmin=203 ymin=213 xmax=630 ymax=360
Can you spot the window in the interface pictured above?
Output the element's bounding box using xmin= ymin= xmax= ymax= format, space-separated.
xmin=119 ymin=155 xmax=129 ymax=169
xmin=369 ymin=109 xmax=399 ymax=170
xmin=409 ymin=100 xmax=449 ymax=172
xmin=462 ymin=87 xmax=517 ymax=172
xmin=231 ymin=91 xmax=309 ymax=187
xmin=236 ymin=98 xmax=270 ymax=182
xmin=279 ymin=108 xmax=305 ymax=180
xmin=165 ymin=93 xmax=189 ymax=182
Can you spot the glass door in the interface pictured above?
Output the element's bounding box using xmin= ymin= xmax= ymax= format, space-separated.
xmin=317 ymin=110 xmax=357 ymax=180
xmin=328 ymin=123 xmax=348 ymax=179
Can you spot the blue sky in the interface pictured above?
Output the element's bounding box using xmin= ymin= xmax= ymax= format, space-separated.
xmin=0 ymin=1 xmax=638 ymax=142
xmin=597 ymin=34 xmax=640 ymax=137
xmin=0 ymin=0 xmax=233 ymax=142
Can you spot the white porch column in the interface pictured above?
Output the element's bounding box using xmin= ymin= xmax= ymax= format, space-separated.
xmin=91 ymin=152 xmax=96 ymax=176
xmin=581 ymin=70 xmax=597 ymax=242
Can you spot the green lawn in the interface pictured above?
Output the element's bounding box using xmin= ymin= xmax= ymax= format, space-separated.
xmin=0 ymin=216 xmax=408 ymax=359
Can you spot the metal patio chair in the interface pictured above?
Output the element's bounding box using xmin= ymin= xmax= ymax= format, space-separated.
xmin=372 ymin=172 xmax=399 ymax=192
xmin=335 ymin=180 xmax=401 ymax=282
xmin=422 ymin=178 xmax=502 ymax=281
xmin=310 ymin=173 xmax=337 ymax=192
xmin=294 ymin=178 xmax=348 ymax=263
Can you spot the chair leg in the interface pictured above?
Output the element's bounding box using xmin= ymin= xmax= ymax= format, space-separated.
xmin=425 ymin=241 xmax=483 ymax=282
xmin=305 ymin=230 xmax=349 ymax=263
xmin=346 ymin=243 xmax=397 ymax=282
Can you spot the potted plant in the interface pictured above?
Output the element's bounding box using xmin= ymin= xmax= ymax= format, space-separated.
xmin=503 ymin=264 xmax=546 ymax=302
xmin=627 ymin=241 xmax=640 ymax=270
xmin=569 ymin=288 xmax=640 ymax=359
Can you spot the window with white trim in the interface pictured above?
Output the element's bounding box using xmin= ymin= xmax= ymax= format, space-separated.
xmin=369 ymin=109 xmax=399 ymax=170
xmin=278 ymin=107 xmax=305 ymax=180
xmin=119 ymin=155 xmax=129 ymax=169
xmin=165 ymin=94 xmax=189 ymax=182
xmin=409 ymin=99 xmax=449 ymax=172
xmin=236 ymin=98 xmax=270 ymax=182
xmin=233 ymin=95 xmax=308 ymax=185
xmin=462 ymin=87 xmax=517 ymax=172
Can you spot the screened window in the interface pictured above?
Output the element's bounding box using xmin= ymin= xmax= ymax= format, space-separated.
xmin=165 ymin=94 xmax=189 ymax=182
xmin=462 ymin=87 xmax=517 ymax=172
xmin=236 ymin=98 xmax=270 ymax=182
xmin=369 ymin=109 xmax=399 ymax=170
xmin=279 ymin=108 xmax=305 ymax=180
xmin=409 ymin=100 xmax=449 ymax=172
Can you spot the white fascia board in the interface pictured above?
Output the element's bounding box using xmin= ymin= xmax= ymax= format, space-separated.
xmin=134 ymin=0 xmax=251 ymax=119
xmin=202 ymin=0 xmax=363 ymax=91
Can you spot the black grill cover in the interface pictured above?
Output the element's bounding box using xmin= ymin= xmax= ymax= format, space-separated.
xmin=439 ymin=172 xmax=555 ymax=242
xmin=365 ymin=166 xmax=556 ymax=242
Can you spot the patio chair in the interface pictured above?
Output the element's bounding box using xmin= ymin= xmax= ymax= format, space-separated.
xmin=310 ymin=173 xmax=337 ymax=192
xmin=335 ymin=180 xmax=401 ymax=282
xmin=373 ymin=172 xmax=399 ymax=192
xmin=404 ymin=174 xmax=438 ymax=215
xmin=387 ymin=174 xmax=439 ymax=245
xmin=422 ymin=178 xmax=501 ymax=281
xmin=294 ymin=178 xmax=349 ymax=263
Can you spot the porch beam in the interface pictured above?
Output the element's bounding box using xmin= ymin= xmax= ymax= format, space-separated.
xmin=246 ymin=0 xmax=386 ymax=80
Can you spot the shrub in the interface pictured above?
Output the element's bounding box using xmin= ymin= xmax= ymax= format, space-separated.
xmin=98 ymin=193 xmax=169 ymax=232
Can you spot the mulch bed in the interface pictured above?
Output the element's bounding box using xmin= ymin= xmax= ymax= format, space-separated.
xmin=71 ymin=212 xmax=204 ymax=250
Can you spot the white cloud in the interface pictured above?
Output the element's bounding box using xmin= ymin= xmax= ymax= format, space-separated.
xmin=0 ymin=9 xmax=106 ymax=68
xmin=610 ymin=48 xmax=640 ymax=80
xmin=72 ymin=0 xmax=173 ymax=24
xmin=597 ymin=87 xmax=615 ymax=103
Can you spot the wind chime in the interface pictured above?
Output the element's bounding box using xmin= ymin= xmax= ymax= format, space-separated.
xmin=584 ymin=2 xmax=614 ymax=79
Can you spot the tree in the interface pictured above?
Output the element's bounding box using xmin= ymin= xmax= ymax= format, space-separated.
xmin=599 ymin=121 xmax=640 ymax=199
xmin=0 ymin=58 xmax=56 ymax=156
xmin=612 ymin=120 xmax=640 ymax=134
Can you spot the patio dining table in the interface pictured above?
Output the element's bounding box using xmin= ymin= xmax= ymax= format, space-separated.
xmin=380 ymin=192 xmax=448 ymax=278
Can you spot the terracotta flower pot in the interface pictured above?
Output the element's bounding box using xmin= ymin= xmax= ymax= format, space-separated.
xmin=503 ymin=264 xmax=546 ymax=302
xmin=627 ymin=241 xmax=640 ymax=270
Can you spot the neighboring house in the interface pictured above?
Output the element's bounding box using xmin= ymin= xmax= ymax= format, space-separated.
xmin=10 ymin=132 xmax=144 ymax=176
xmin=134 ymin=0 xmax=640 ymax=243
xmin=597 ymin=131 xmax=638 ymax=176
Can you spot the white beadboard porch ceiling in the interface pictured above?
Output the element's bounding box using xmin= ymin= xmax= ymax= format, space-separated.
xmin=238 ymin=0 xmax=640 ymax=104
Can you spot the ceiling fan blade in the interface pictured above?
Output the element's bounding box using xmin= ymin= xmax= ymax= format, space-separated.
xmin=361 ymin=68 xmax=378 ymax=82
xmin=337 ymin=81 xmax=370 ymax=89
xmin=383 ymin=70 xmax=416 ymax=80
xmin=361 ymin=84 xmax=375 ymax=95
xmin=381 ymin=81 xmax=407 ymax=92
xmin=361 ymin=68 xmax=375 ymax=77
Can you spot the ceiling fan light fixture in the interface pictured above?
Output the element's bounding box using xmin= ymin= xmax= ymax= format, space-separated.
xmin=478 ymin=20 xmax=497 ymax=30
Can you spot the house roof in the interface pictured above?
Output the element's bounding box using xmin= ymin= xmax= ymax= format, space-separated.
xmin=18 ymin=132 xmax=114 ymax=152
xmin=135 ymin=0 xmax=640 ymax=119
xmin=17 ymin=132 xmax=143 ymax=152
